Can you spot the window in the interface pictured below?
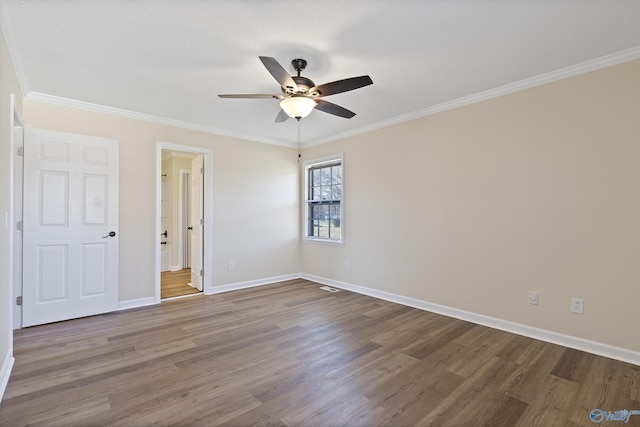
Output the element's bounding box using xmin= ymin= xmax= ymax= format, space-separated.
xmin=304 ymin=154 xmax=343 ymax=243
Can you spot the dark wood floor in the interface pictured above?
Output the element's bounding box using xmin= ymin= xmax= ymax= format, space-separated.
xmin=161 ymin=268 xmax=201 ymax=299
xmin=1 ymin=279 xmax=639 ymax=426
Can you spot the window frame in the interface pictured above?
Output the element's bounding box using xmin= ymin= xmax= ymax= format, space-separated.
xmin=302 ymin=153 xmax=344 ymax=246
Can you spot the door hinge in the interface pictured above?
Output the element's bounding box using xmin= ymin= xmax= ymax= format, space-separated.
xmin=200 ymin=167 xmax=204 ymax=174
xmin=200 ymin=269 xmax=204 ymax=277
xmin=17 ymin=146 xmax=23 ymax=156
xmin=16 ymin=220 xmax=23 ymax=231
xmin=16 ymin=296 xmax=22 ymax=306
xmin=199 ymin=218 xmax=204 ymax=226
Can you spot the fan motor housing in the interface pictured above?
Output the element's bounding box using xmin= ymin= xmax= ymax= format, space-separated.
xmin=279 ymin=59 xmax=318 ymax=95
xmin=291 ymin=76 xmax=315 ymax=93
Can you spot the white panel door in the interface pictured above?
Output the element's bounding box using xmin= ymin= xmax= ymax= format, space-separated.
xmin=190 ymin=155 xmax=203 ymax=291
xmin=23 ymin=128 xmax=119 ymax=327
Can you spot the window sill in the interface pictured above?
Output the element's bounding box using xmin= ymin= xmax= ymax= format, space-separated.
xmin=303 ymin=237 xmax=345 ymax=247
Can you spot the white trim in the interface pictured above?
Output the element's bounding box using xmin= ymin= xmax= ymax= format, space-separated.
xmin=0 ymin=349 xmax=15 ymax=403
xmin=302 ymin=238 xmax=346 ymax=247
xmin=18 ymin=49 xmax=639 ymax=149
xmin=177 ymin=168 xmax=190 ymax=269
xmin=303 ymin=46 xmax=640 ymax=148
xmin=117 ymin=296 xmax=158 ymax=311
xmin=302 ymin=153 xmax=345 ymax=245
xmin=25 ymin=92 xmax=296 ymax=148
xmin=8 ymin=95 xmax=15 ymax=334
xmin=10 ymin=96 xmax=23 ymax=330
xmin=161 ymin=292 xmax=204 ymax=302
xmin=301 ymin=273 xmax=640 ymax=367
xmin=156 ymin=142 xmax=214 ymax=299
xmin=207 ymin=274 xmax=300 ymax=295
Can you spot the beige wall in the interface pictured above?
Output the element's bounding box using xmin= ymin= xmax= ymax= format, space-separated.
xmin=24 ymin=101 xmax=301 ymax=300
xmin=302 ymin=59 xmax=640 ymax=352
xmin=0 ymin=25 xmax=23 ymax=388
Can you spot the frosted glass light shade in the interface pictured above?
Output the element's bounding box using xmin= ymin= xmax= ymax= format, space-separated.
xmin=280 ymin=96 xmax=316 ymax=119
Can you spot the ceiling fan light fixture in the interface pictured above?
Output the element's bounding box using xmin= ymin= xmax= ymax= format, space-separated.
xmin=280 ymin=96 xmax=316 ymax=120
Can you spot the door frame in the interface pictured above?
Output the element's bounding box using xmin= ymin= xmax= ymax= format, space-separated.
xmin=12 ymin=119 xmax=23 ymax=330
xmin=10 ymin=94 xmax=23 ymax=330
xmin=155 ymin=142 xmax=213 ymax=301
xmin=178 ymin=168 xmax=191 ymax=270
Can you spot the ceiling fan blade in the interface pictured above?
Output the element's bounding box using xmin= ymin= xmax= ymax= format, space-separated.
xmin=310 ymin=75 xmax=373 ymax=97
xmin=259 ymin=56 xmax=298 ymax=92
xmin=275 ymin=109 xmax=289 ymax=122
xmin=218 ymin=94 xmax=282 ymax=99
xmin=315 ymin=99 xmax=356 ymax=119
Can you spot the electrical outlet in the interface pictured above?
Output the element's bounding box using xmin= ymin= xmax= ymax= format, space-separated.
xmin=344 ymin=261 xmax=350 ymax=271
xmin=528 ymin=291 xmax=539 ymax=305
xmin=227 ymin=261 xmax=234 ymax=271
xmin=570 ymin=297 xmax=584 ymax=314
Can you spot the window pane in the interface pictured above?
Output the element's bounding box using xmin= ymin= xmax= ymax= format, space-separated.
xmin=331 ymin=185 xmax=341 ymax=200
xmin=320 ymin=186 xmax=331 ymax=200
xmin=329 ymin=204 xmax=340 ymax=221
xmin=312 ymin=205 xmax=328 ymax=220
xmin=332 ymin=166 xmax=342 ymax=185
xmin=330 ymin=205 xmax=340 ymax=240
xmin=312 ymin=186 xmax=321 ymax=201
xmin=331 ymin=226 xmax=341 ymax=240
xmin=309 ymin=219 xmax=320 ymax=237
xmin=320 ymin=167 xmax=332 ymax=186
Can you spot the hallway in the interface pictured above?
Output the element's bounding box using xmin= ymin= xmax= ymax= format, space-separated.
xmin=161 ymin=268 xmax=200 ymax=299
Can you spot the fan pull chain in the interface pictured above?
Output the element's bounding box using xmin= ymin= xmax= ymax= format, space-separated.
xmin=297 ymin=120 xmax=301 ymax=163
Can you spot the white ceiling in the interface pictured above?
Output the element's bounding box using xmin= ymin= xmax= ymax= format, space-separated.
xmin=2 ymin=0 xmax=640 ymax=147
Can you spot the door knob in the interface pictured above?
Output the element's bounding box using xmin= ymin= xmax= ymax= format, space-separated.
xmin=102 ymin=231 xmax=117 ymax=238
xmin=187 ymin=226 xmax=193 ymax=230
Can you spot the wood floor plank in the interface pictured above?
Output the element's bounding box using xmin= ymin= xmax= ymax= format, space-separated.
xmin=404 ymin=320 xmax=475 ymax=360
xmin=373 ymin=367 xmax=466 ymax=426
xmin=161 ymin=268 xmax=200 ymax=299
xmin=551 ymin=347 xmax=592 ymax=383
xmin=1 ymin=279 xmax=638 ymax=427
xmin=419 ymin=356 xmax=524 ymax=426
xmin=514 ymin=375 xmax=580 ymax=427
xmin=481 ymin=394 xmax=529 ymax=427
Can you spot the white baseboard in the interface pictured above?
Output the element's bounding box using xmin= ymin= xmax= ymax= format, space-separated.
xmin=117 ymin=273 xmax=301 ymax=308
xmin=207 ymin=273 xmax=300 ymax=295
xmin=0 ymin=348 xmax=15 ymax=404
xmin=301 ymin=273 xmax=640 ymax=366
xmin=118 ymin=296 xmax=159 ymax=311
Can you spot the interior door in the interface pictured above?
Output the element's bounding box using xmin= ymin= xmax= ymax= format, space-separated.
xmin=189 ymin=154 xmax=203 ymax=291
xmin=22 ymin=128 xmax=119 ymax=327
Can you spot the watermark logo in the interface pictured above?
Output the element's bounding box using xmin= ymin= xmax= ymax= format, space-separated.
xmin=590 ymin=408 xmax=640 ymax=423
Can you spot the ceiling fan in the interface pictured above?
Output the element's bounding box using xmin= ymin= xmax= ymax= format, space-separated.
xmin=218 ymin=56 xmax=373 ymax=121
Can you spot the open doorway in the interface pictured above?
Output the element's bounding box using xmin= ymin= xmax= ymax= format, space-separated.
xmin=156 ymin=142 xmax=212 ymax=300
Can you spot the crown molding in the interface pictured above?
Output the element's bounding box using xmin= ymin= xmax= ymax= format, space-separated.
xmin=304 ymin=46 xmax=640 ymax=148
xmin=21 ymin=46 xmax=640 ymax=150
xmin=24 ymin=92 xmax=297 ymax=148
